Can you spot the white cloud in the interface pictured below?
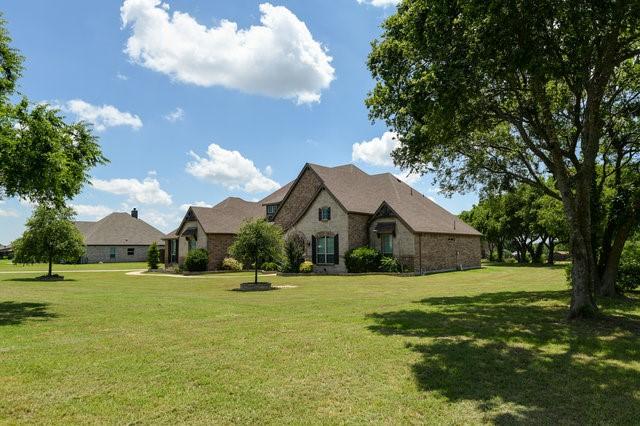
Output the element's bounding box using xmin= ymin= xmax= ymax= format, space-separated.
xmin=70 ymin=204 xmax=114 ymax=219
xmin=186 ymin=143 xmax=280 ymax=193
xmin=65 ymin=99 xmax=142 ymax=131
xmin=393 ymin=171 xmax=421 ymax=185
xmin=179 ymin=201 xmax=212 ymax=212
xmin=142 ymin=209 xmax=183 ymax=231
xmin=116 ymin=72 xmax=129 ymax=80
xmin=357 ymin=0 xmax=399 ymax=7
xmin=120 ymin=0 xmax=335 ymax=104
xmin=164 ymin=107 xmax=184 ymax=122
xmin=352 ymin=131 xmax=399 ymax=167
xmin=91 ymin=176 xmax=172 ymax=205
xmin=0 ymin=208 xmax=18 ymax=217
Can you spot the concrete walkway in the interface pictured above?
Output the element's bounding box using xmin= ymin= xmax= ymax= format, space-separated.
xmin=0 ymin=269 xmax=145 ymax=274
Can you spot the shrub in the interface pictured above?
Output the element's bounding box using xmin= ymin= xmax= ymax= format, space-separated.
xmin=147 ymin=242 xmax=160 ymax=270
xmin=261 ymin=261 xmax=278 ymax=271
xmin=222 ymin=257 xmax=243 ymax=271
xmin=380 ymin=256 xmax=401 ymax=272
xmin=299 ymin=261 xmax=313 ymax=273
xmin=284 ymin=232 xmax=306 ymax=272
xmin=184 ymin=248 xmax=208 ymax=272
xmin=345 ymin=247 xmax=382 ymax=273
xmin=617 ymin=260 xmax=640 ymax=291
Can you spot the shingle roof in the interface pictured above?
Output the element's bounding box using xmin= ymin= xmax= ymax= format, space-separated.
xmin=304 ymin=163 xmax=480 ymax=236
xmin=259 ymin=181 xmax=293 ymax=205
xmin=74 ymin=213 xmax=167 ymax=246
xmin=189 ymin=197 xmax=264 ymax=234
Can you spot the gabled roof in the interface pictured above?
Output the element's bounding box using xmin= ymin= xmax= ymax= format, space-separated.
xmin=259 ymin=181 xmax=293 ymax=205
xmin=74 ymin=213 xmax=166 ymax=245
xmin=181 ymin=197 xmax=264 ymax=234
xmin=280 ymin=163 xmax=480 ymax=236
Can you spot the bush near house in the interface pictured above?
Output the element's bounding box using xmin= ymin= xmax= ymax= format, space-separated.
xmin=147 ymin=242 xmax=160 ymax=270
xmin=284 ymin=232 xmax=306 ymax=272
xmin=345 ymin=247 xmax=383 ymax=273
xmin=261 ymin=261 xmax=279 ymax=271
xmin=184 ymin=248 xmax=208 ymax=272
xmin=299 ymin=261 xmax=313 ymax=273
xmin=380 ymin=256 xmax=401 ymax=273
xmin=222 ymin=257 xmax=243 ymax=271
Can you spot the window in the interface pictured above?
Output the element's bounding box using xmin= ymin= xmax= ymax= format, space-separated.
xmin=319 ymin=206 xmax=331 ymax=221
xmin=316 ymin=236 xmax=334 ymax=264
xmin=188 ymin=238 xmax=197 ymax=252
xmin=171 ymin=240 xmax=177 ymax=263
xmin=381 ymin=234 xmax=393 ymax=255
xmin=109 ymin=247 xmax=116 ymax=260
xmin=266 ymin=204 xmax=278 ymax=215
xmin=127 ymin=248 xmax=135 ymax=256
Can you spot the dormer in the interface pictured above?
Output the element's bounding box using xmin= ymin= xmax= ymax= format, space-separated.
xmin=266 ymin=203 xmax=279 ymax=221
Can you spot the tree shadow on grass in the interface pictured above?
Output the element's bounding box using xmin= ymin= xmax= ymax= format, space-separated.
xmin=0 ymin=301 xmax=56 ymax=326
xmin=367 ymin=291 xmax=640 ymax=424
xmin=2 ymin=277 xmax=76 ymax=282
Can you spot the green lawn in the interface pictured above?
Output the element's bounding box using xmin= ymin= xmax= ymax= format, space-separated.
xmin=1 ymin=265 xmax=638 ymax=424
xmin=0 ymin=259 xmax=148 ymax=271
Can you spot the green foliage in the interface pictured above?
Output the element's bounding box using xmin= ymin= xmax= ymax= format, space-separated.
xmin=380 ymin=256 xmax=401 ymax=273
xmin=147 ymin=243 xmax=160 ymax=270
xmin=229 ymin=218 xmax=284 ymax=283
xmin=261 ymin=261 xmax=279 ymax=272
xmin=12 ymin=205 xmax=85 ymax=276
xmin=184 ymin=248 xmax=208 ymax=272
xmin=222 ymin=257 xmax=243 ymax=271
xmin=345 ymin=247 xmax=382 ymax=273
xmin=298 ymin=261 xmax=313 ymax=273
xmin=284 ymin=232 xmax=306 ymax=273
xmin=617 ymin=236 xmax=640 ymax=291
xmin=0 ymin=18 xmax=107 ymax=206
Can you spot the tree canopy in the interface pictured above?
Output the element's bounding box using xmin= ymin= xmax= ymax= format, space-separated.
xmin=367 ymin=0 xmax=640 ymax=318
xmin=229 ymin=219 xmax=284 ymax=284
xmin=0 ymin=15 xmax=107 ymax=206
xmin=13 ymin=205 xmax=85 ymax=277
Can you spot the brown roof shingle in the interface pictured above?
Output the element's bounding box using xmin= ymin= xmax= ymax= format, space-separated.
xmin=305 ymin=163 xmax=480 ymax=236
xmin=74 ymin=213 xmax=167 ymax=246
xmin=189 ymin=197 xmax=264 ymax=234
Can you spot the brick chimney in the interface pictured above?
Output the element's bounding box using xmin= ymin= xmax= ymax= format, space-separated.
xmin=131 ymin=208 xmax=138 ymax=219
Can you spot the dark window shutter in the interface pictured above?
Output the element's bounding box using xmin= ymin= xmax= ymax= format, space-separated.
xmin=334 ymin=234 xmax=339 ymax=264
xmin=311 ymin=235 xmax=317 ymax=263
xmin=318 ymin=208 xmax=322 ymax=221
xmin=328 ymin=207 xmax=331 ymax=220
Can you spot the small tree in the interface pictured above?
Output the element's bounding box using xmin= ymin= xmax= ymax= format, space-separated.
xmin=13 ymin=205 xmax=85 ymax=277
xmin=229 ymin=218 xmax=284 ymax=284
xmin=284 ymin=232 xmax=306 ymax=272
xmin=147 ymin=242 xmax=160 ymax=270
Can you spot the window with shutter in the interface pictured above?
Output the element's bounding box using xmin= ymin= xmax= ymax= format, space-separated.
xmin=334 ymin=234 xmax=339 ymax=264
xmin=319 ymin=207 xmax=331 ymax=221
xmin=315 ymin=236 xmax=335 ymax=264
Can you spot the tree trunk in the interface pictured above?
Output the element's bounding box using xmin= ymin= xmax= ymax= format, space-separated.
xmin=48 ymin=252 xmax=53 ymax=277
xmin=497 ymin=241 xmax=504 ymax=262
xmin=598 ymin=217 xmax=635 ymax=297
xmin=254 ymin=256 xmax=258 ymax=284
xmin=546 ymin=238 xmax=555 ymax=265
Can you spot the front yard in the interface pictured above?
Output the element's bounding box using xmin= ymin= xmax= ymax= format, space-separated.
xmin=1 ymin=265 xmax=638 ymax=424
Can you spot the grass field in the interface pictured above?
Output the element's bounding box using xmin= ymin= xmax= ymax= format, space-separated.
xmin=0 ymin=259 xmax=148 ymax=271
xmin=1 ymin=265 xmax=638 ymax=424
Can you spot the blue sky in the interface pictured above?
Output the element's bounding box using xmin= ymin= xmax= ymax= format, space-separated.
xmin=0 ymin=0 xmax=478 ymax=244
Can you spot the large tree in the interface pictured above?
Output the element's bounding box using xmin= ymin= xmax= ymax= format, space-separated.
xmin=0 ymin=15 xmax=106 ymax=206
xmin=13 ymin=205 xmax=85 ymax=277
xmin=367 ymin=0 xmax=640 ymax=318
xmin=229 ymin=218 xmax=284 ymax=284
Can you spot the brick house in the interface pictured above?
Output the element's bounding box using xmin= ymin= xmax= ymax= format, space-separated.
xmin=74 ymin=209 xmax=165 ymax=263
xmin=164 ymin=163 xmax=481 ymax=273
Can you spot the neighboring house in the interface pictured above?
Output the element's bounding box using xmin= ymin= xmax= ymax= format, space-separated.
xmin=74 ymin=209 xmax=165 ymax=263
xmin=0 ymin=244 xmax=12 ymax=258
xmin=165 ymin=163 xmax=481 ymax=273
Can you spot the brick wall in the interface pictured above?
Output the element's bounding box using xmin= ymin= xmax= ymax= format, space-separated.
xmin=348 ymin=213 xmax=370 ymax=250
xmin=207 ymin=233 xmax=236 ymax=270
xmin=274 ymin=167 xmax=323 ymax=230
xmin=368 ymin=217 xmax=416 ymax=270
xmin=85 ymin=245 xmax=161 ymax=263
xmin=287 ymin=189 xmax=349 ymax=273
xmin=414 ymin=233 xmax=481 ymax=272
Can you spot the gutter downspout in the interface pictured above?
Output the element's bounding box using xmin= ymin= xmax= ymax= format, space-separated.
xmin=418 ymin=233 xmax=423 ymax=275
